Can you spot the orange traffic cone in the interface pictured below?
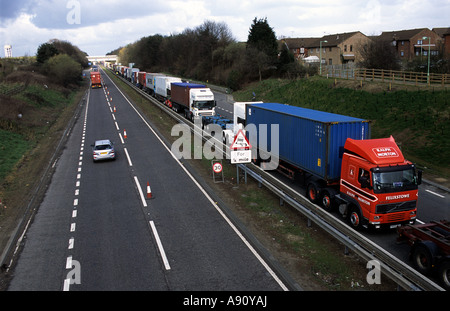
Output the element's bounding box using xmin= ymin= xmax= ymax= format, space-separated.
xmin=114 ymin=106 xmax=116 ymax=112
xmin=147 ymin=182 xmax=152 ymax=199
xmin=124 ymin=129 xmax=127 ymax=139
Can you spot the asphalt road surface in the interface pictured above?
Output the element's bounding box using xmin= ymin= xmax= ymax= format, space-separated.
xmin=7 ymin=71 xmax=287 ymax=291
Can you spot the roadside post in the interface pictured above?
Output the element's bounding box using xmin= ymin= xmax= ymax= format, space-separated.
xmin=212 ymin=160 xmax=224 ymax=183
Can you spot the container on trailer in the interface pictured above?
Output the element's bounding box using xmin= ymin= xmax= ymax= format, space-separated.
xmin=246 ymin=103 xmax=370 ymax=182
xmin=145 ymin=73 xmax=164 ymax=94
xmin=171 ymin=83 xmax=206 ymax=108
xmin=154 ymin=76 xmax=182 ymax=99
xmin=137 ymin=71 xmax=146 ymax=88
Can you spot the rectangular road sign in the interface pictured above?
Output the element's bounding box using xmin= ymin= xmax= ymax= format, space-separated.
xmin=231 ymin=150 xmax=252 ymax=164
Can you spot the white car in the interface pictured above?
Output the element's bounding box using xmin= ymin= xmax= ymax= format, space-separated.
xmin=92 ymin=139 xmax=115 ymax=161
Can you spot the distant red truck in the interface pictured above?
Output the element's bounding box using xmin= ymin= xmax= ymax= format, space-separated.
xmin=90 ymin=71 xmax=102 ymax=88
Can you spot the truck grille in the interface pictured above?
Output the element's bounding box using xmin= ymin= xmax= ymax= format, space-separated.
xmin=386 ymin=212 xmax=408 ymax=223
xmin=200 ymin=112 xmax=214 ymax=117
xmin=375 ymin=200 xmax=416 ymax=214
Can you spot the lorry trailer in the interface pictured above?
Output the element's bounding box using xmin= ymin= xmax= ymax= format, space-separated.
xmin=154 ymin=76 xmax=182 ymax=102
xmin=398 ymin=220 xmax=450 ymax=290
xmin=144 ymin=73 xmax=164 ymax=96
xmin=246 ymin=103 xmax=421 ymax=230
xmin=90 ymin=71 xmax=102 ymax=88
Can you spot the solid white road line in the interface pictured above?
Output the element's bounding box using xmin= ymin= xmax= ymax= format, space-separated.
xmin=425 ymin=189 xmax=445 ymax=198
xmin=124 ymin=147 xmax=133 ymax=166
xmin=133 ymin=176 xmax=147 ymax=207
xmin=149 ymin=221 xmax=171 ymax=270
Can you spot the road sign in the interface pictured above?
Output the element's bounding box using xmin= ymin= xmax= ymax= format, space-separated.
xmin=230 ymin=130 xmax=251 ymax=150
xmin=230 ymin=130 xmax=251 ymax=164
xmin=212 ymin=162 xmax=223 ymax=173
xmin=212 ymin=160 xmax=224 ymax=183
xmin=231 ymin=150 xmax=252 ymax=164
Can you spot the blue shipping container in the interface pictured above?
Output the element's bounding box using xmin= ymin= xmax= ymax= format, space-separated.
xmin=247 ymin=103 xmax=371 ymax=182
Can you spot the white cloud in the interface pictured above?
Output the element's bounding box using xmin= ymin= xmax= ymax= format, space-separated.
xmin=1 ymin=0 xmax=448 ymax=56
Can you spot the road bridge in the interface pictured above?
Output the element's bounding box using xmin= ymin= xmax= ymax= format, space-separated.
xmin=87 ymin=55 xmax=118 ymax=64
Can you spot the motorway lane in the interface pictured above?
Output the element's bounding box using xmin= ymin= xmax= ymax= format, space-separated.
xmin=71 ymin=86 xmax=168 ymax=290
xmin=9 ymin=86 xmax=168 ymax=290
xmin=417 ymin=184 xmax=449 ymax=223
xmin=102 ymin=72 xmax=285 ymax=290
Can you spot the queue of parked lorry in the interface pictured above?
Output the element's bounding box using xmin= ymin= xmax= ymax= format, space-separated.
xmin=103 ymin=63 xmax=448 ymax=290
xmin=110 ymin=63 xmax=422 ymax=231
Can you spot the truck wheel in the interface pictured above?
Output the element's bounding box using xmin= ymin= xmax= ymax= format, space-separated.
xmin=321 ymin=190 xmax=335 ymax=212
xmin=307 ymin=183 xmax=319 ymax=204
xmin=348 ymin=206 xmax=363 ymax=230
xmin=437 ymin=259 xmax=450 ymax=290
xmin=412 ymin=241 xmax=438 ymax=275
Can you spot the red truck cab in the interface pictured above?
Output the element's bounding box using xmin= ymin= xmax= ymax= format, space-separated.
xmin=90 ymin=71 xmax=102 ymax=88
xmin=339 ymin=136 xmax=421 ymax=229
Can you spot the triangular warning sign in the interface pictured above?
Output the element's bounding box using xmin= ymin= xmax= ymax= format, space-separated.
xmin=230 ymin=130 xmax=252 ymax=150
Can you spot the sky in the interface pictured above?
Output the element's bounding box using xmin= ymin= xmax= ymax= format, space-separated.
xmin=1 ymin=0 xmax=449 ymax=57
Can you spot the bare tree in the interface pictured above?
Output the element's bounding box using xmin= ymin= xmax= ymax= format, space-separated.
xmin=360 ymin=38 xmax=400 ymax=70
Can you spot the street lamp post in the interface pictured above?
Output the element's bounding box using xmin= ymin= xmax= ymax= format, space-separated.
xmin=319 ymin=40 xmax=327 ymax=76
xmin=423 ymin=36 xmax=431 ymax=84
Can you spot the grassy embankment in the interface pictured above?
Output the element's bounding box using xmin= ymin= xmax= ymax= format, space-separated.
xmin=0 ymin=83 xmax=79 ymax=182
xmin=233 ymin=77 xmax=450 ymax=181
xmin=0 ymin=79 xmax=86 ymax=243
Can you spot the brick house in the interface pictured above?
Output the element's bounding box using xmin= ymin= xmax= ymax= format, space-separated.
xmin=432 ymin=27 xmax=450 ymax=57
xmin=306 ymin=31 xmax=371 ymax=66
xmin=378 ymin=28 xmax=442 ymax=61
xmin=279 ymin=37 xmax=318 ymax=61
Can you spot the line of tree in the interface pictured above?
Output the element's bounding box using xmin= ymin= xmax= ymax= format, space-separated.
xmin=108 ymin=18 xmax=315 ymax=90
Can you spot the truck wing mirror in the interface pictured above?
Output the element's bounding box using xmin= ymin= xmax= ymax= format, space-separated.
xmin=417 ymin=170 xmax=422 ymax=185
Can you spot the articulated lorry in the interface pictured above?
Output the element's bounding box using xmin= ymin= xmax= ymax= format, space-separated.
xmin=241 ymin=102 xmax=421 ymax=230
xmin=170 ymin=83 xmax=216 ymax=121
xmin=90 ymin=71 xmax=102 ymax=88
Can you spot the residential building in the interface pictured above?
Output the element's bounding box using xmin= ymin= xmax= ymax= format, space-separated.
xmin=279 ymin=37 xmax=318 ymax=61
xmin=432 ymin=27 xmax=450 ymax=56
xmin=306 ymin=31 xmax=371 ymax=66
xmin=378 ymin=28 xmax=442 ymax=60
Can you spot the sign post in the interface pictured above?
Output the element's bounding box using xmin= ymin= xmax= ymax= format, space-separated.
xmin=212 ymin=160 xmax=224 ymax=183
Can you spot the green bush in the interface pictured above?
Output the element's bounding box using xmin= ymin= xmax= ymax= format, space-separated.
xmin=45 ymin=54 xmax=82 ymax=87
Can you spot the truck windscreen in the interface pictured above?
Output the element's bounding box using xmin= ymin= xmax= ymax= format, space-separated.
xmin=194 ymin=101 xmax=215 ymax=110
xmin=372 ymin=167 xmax=418 ymax=194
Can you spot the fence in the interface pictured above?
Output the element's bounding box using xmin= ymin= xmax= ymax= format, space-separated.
xmin=321 ymin=67 xmax=450 ymax=87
